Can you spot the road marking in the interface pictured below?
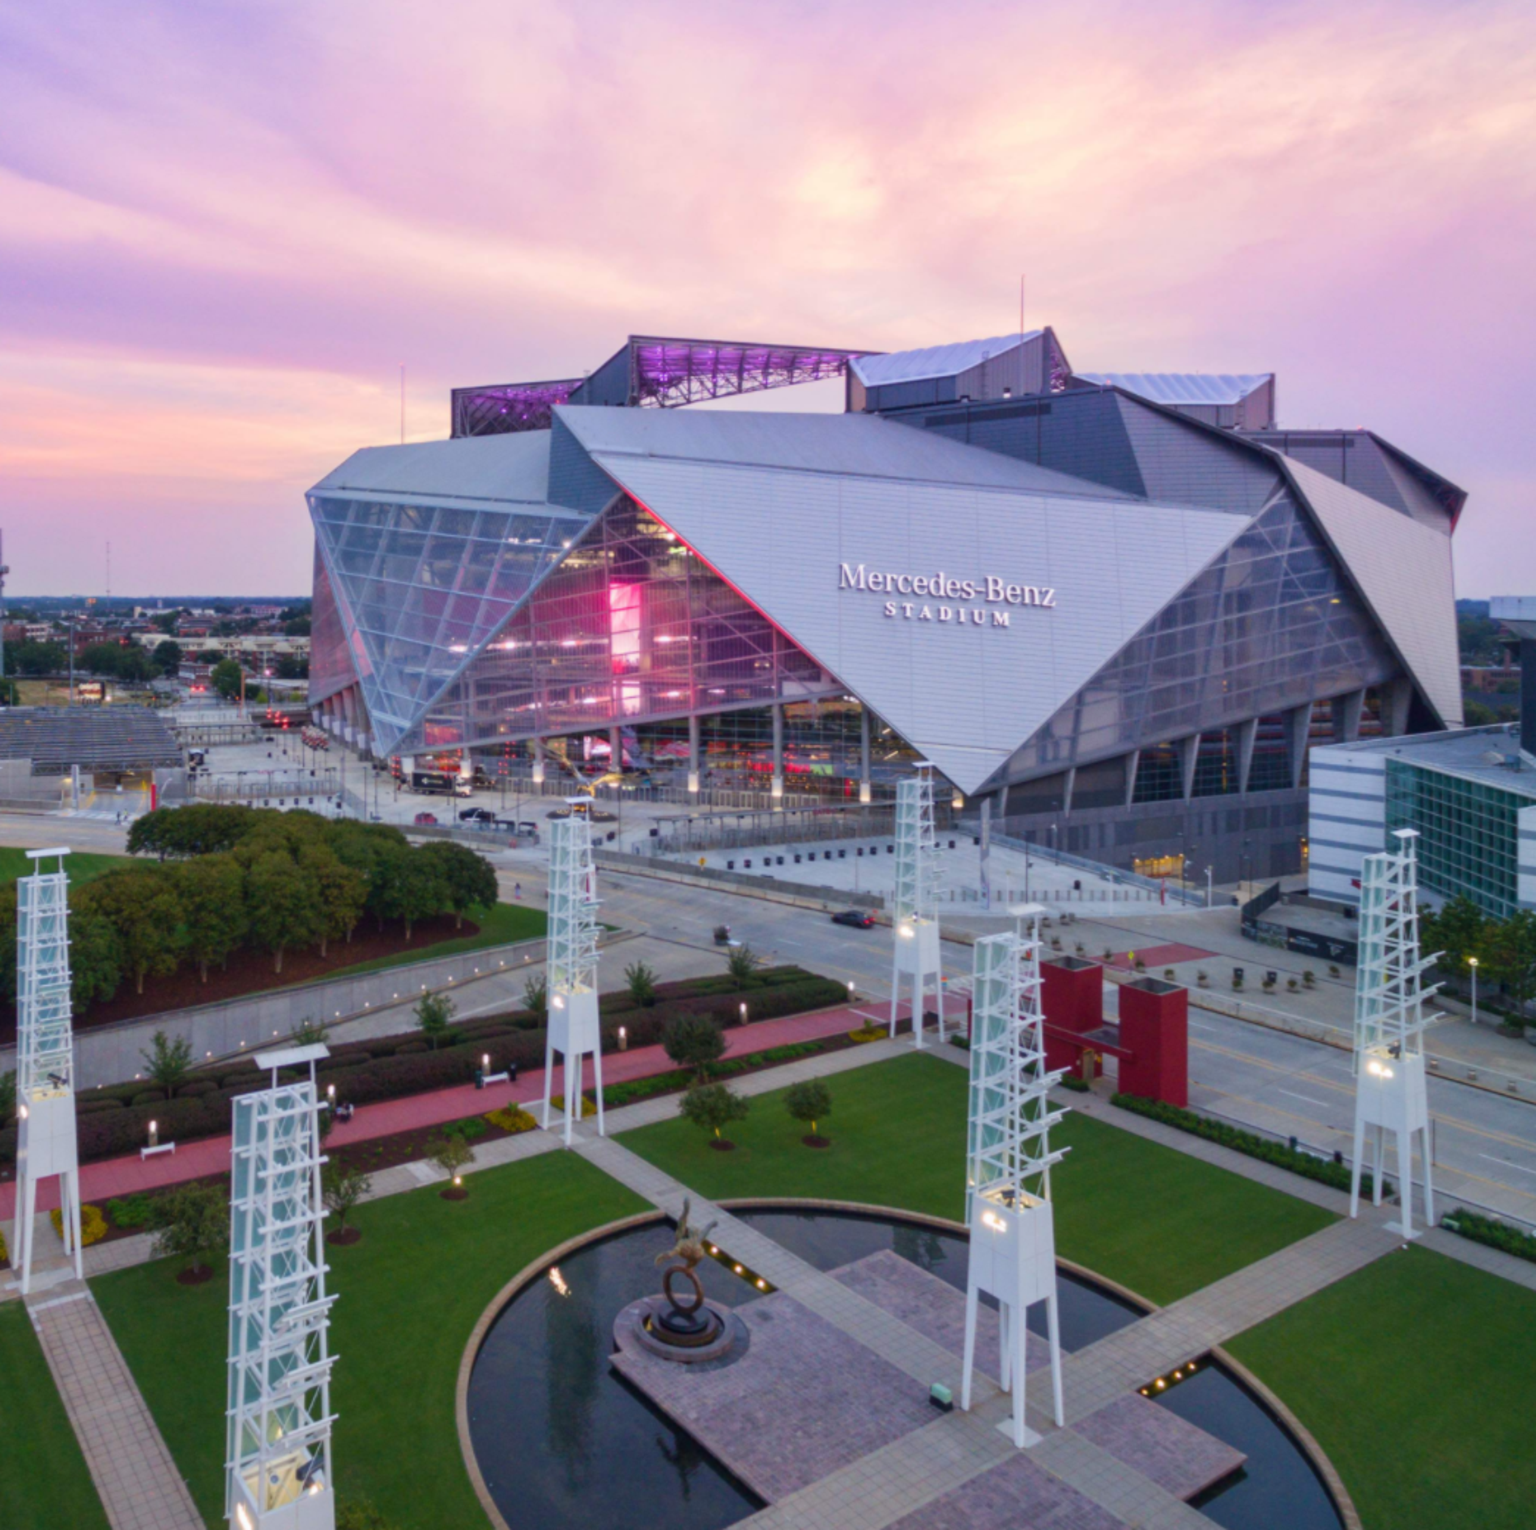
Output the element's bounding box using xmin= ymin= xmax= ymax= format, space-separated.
xmin=1189 ymin=1021 xmax=1221 ymax=1035
xmin=1277 ymin=1088 xmax=1331 ymax=1108
xmin=1479 ymin=1153 xmax=1536 ymax=1177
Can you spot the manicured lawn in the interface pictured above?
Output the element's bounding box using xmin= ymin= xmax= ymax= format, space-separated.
xmin=0 ymin=845 xmax=131 ymax=886
xmin=618 ymin=1051 xmax=1336 ymax=1304
xmin=295 ymin=899 xmax=546 ymax=984
xmin=1229 ymin=1245 xmax=1536 ymax=1530
xmin=94 ymin=1151 xmax=645 ymax=1529
xmin=0 ymin=1301 xmax=111 ymax=1530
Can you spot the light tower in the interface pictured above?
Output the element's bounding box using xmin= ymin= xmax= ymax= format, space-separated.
xmin=1349 ymin=829 xmax=1439 ymax=1236
xmin=960 ymin=907 xmax=1068 ymax=1448
xmin=12 ymin=847 xmax=83 ymax=1295
xmin=226 ymin=1043 xmax=337 ymax=1530
xmin=542 ymin=801 xmax=606 ymax=1145
xmin=889 ymin=764 xmax=944 ymax=1046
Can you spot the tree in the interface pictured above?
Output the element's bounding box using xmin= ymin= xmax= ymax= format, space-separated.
xmin=0 ymin=1069 xmax=14 ymax=1126
xmin=322 ymin=1160 xmax=372 ymax=1237
xmin=175 ymin=854 xmax=248 ymax=980
xmin=726 ymin=944 xmax=761 ymax=988
xmin=1485 ymin=910 xmax=1536 ymax=1027
xmin=679 ymin=1082 xmax=749 ymax=1146
xmin=140 ymin=1030 xmax=193 ymax=1092
xmin=9 ymin=640 xmax=66 ymax=675
xmin=415 ymin=991 xmax=456 ymax=1049
xmin=418 ymin=841 xmax=498 ymax=928
xmin=522 ymin=971 xmax=548 ymax=1021
xmin=67 ymin=905 xmax=123 ymax=1012
xmin=151 ymin=610 xmax=180 ymax=634
xmin=625 ymin=959 xmax=658 ymax=1007
xmin=151 ymin=1182 xmax=228 ymax=1278
xmin=210 ymin=657 xmax=244 ymax=700
xmin=663 ymin=1014 xmax=727 ymax=1082
xmin=1421 ymin=894 xmax=1486 ymax=982
xmin=301 ymin=846 xmax=367 ymax=956
xmin=76 ymin=866 xmax=185 ymax=994
xmin=374 ymin=846 xmax=447 ymax=939
xmin=785 ymin=1080 xmax=832 ymax=1143
xmin=430 ymin=1134 xmax=475 ymax=1195
xmin=152 ymin=638 xmax=183 ymax=675
xmin=246 ymin=851 xmax=323 ymax=973
xmin=79 ymin=641 xmax=124 ymax=676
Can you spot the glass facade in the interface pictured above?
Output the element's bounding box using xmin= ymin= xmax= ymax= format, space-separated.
xmin=307 ymin=548 xmax=357 ymax=707
xmin=396 ymin=496 xmax=837 ymax=755
xmin=1385 ymin=760 xmax=1524 ymax=918
xmin=1004 ymin=487 xmax=1398 ymax=780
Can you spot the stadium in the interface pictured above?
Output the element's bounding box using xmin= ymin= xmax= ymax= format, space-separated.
xmin=307 ymin=327 xmax=1463 ymax=881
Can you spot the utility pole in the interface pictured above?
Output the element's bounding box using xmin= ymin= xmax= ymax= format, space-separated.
xmin=0 ymin=529 xmax=8 ymax=689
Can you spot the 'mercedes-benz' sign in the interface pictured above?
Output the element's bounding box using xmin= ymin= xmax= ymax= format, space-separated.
xmin=838 ymin=563 xmax=1055 ymax=627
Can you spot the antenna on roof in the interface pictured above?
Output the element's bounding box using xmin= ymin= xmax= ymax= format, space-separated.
xmin=399 ymin=363 xmax=406 ymax=444
xmin=1019 ymin=274 xmax=1025 ymax=337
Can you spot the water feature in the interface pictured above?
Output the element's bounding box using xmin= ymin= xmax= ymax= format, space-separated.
xmin=465 ymin=1207 xmax=1344 ymax=1530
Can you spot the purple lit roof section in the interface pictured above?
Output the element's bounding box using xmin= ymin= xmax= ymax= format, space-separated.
xmin=629 ymin=338 xmax=873 ymax=408
xmin=452 ymin=379 xmax=584 ymax=437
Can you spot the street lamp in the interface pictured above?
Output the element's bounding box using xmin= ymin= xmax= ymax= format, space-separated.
xmin=1205 ymin=865 xmax=1214 ymax=908
xmin=1468 ymin=956 xmax=1479 ymax=1026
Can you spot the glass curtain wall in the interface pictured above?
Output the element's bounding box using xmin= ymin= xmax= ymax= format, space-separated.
xmin=1385 ymin=761 xmax=1523 ymax=918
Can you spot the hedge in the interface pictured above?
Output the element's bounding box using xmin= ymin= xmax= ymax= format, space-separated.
xmin=1109 ymin=1093 xmax=1393 ymax=1198
xmin=1442 ymin=1208 xmax=1536 ymax=1265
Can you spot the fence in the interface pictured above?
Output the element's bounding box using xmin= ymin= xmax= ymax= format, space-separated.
xmin=984 ymin=830 xmax=1208 ymax=908
xmin=1241 ymin=880 xmax=1358 ymax=966
xmin=191 ymin=770 xmax=339 ymax=803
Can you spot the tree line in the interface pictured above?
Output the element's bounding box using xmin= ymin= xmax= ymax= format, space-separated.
xmin=1421 ymin=897 xmax=1536 ymax=1024
xmin=0 ymin=805 xmax=498 ymax=1012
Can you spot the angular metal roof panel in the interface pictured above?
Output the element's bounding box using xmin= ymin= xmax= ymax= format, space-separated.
xmin=309 ymin=432 xmax=555 ymax=507
xmin=554 ymin=403 xmax=1128 ymax=499
xmin=1282 ymin=456 xmax=1462 ymax=727
xmin=1076 ymin=372 xmax=1273 ymax=406
xmin=850 ymin=332 xmax=1044 ymax=388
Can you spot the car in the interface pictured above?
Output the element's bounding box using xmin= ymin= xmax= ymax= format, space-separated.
xmin=459 ymin=807 xmax=496 ymax=823
xmin=830 ymin=909 xmax=876 ymax=928
xmin=413 ymin=811 xmax=439 ymax=826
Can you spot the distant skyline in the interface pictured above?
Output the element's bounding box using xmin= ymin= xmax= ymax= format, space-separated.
xmin=2 ymin=0 xmax=1532 ymax=596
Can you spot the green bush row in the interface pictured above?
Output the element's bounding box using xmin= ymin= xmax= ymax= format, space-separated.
xmin=1441 ymin=1208 xmax=1536 ymax=1264
xmin=1109 ymin=1093 xmax=1392 ymax=1197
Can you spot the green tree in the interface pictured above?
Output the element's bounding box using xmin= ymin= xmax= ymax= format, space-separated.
xmin=522 ymin=971 xmax=548 ymax=1021
xmin=140 ymin=1030 xmax=193 ymax=1091
xmin=151 ymin=610 xmax=180 ymax=635
xmin=785 ymin=1079 xmax=832 ymax=1141
xmin=418 ymin=840 xmax=498 ymax=928
xmin=0 ymin=1069 xmax=15 ymax=1125
xmin=152 ymin=638 xmax=183 ymax=675
xmin=663 ymin=1014 xmax=727 ymax=1082
xmin=9 ymin=640 xmax=66 ymax=675
xmin=67 ymin=905 xmax=123 ymax=1012
xmin=1422 ymin=895 xmax=1486 ymax=983
xmin=375 ymin=846 xmax=447 ymax=940
xmin=321 ymin=1159 xmax=372 ymax=1234
xmin=414 ymin=991 xmax=456 ymax=1050
xmin=151 ymin=1182 xmax=228 ymax=1277
xmin=77 ymin=867 xmax=185 ymax=995
xmin=210 ymin=657 xmax=244 ymax=700
xmin=430 ymin=1133 xmax=475 ymax=1189
xmin=79 ymin=642 xmax=126 ymax=675
xmin=1485 ymin=910 xmax=1536 ymax=1028
xmin=679 ymin=1081 xmax=749 ymax=1145
xmin=301 ymin=846 xmax=367 ymax=956
xmin=175 ymin=854 xmax=248 ymax=980
xmin=726 ymin=944 xmax=761 ymax=987
xmin=624 ymin=959 xmax=658 ymax=1007
xmin=246 ymin=851 xmax=322 ymax=973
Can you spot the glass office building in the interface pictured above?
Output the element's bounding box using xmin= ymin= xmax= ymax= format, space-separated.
xmin=310 ymin=329 xmax=1465 ymax=879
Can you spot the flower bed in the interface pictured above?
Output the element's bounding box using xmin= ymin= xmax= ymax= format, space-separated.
xmin=1441 ymin=1208 xmax=1536 ymax=1264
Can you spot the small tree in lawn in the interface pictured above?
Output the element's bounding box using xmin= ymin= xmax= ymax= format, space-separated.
xmin=625 ymin=959 xmax=658 ymax=1008
xmin=680 ymin=1082 xmax=749 ymax=1150
xmin=151 ymin=1182 xmax=228 ymax=1283
xmin=140 ymin=1029 xmax=193 ymax=1093
xmin=522 ymin=972 xmax=548 ymax=1022
xmin=726 ymin=944 xmax=761 ymax=988
xmin=785 ymin=1079 xmax=832 ymax=1147
xmin=415 ymin=991 xmax=456 ymax=1050
xmin=431 ymin=1133 xmax=475 ymax=1198
xmin=664 ymin=1014 xmax=726 ymax=1082
xmin=322 ymin=1159 xmax=372 ymax=1244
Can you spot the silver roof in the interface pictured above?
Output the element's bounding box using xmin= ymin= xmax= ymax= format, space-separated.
xmin=1076 ymin=372 xmax=1273 ymax=406
xmin=1316 ymin=726 xmax=1536 ymax=801
xmin=849 ymin=332 xmax=1044 ymax=388
xmin=310 ymin=431 xmax=553 ymax=506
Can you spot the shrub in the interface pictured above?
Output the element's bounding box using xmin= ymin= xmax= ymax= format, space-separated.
xmin=483 ymin=1105 xmax=538 ymax=1134
xmin=444 ymin=1114 xmax=489 ymax=1140
xmin=679 ymin=1081 xmax=749 ymax=1144
xmin=624 ymin=959 xmax=658 ymax=1008
xmin=1057 ymin=1074 xmax=1090 ymax=1093
xmin=176 ymin=1079 xmax=218 ymax=1098
xmin=130 ymin=1089 xmax=168 ymax=1108
xmin=1442 ymin=1208 xmax=1536 ymax=1264
xmin=849 ymin=1025 xmax=887 ymax=1043
xmin=785 ymin=1079 xmax=831 ymax=1138
xmin=106 ymin=1192 xmax=157 ymax=1229
xmin=664 ymin=1014 xmax=727 ymax=1081
xmin=429 ymin=1133 xmax=475 ymax=1185
xmin=78 ymin=1096 xmax=127 ymax=1115
xmin=1110 ymin=1094 xmax=1391 ymax=1197
xmin=140 ymin=1030 xmax=194 ymax=1091
xmin=151 ymin=1181 xmax=228 ymax=1275
xmin=0 ymin=1069 xmax=13 ymax=1126
xmin=51 ymin=1203 xmax=108 ymax=1246
xmin=726 ymin=944 xmax=761 ymax=987
xmin=321 ymin=1160 xmax=372 ymax=1231
xmin=548 ymin=1093 xmax=597 ymax=1118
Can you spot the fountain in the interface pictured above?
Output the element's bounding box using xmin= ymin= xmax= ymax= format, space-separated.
xmin=615 ymin=1201 xmax=742 ymax=1364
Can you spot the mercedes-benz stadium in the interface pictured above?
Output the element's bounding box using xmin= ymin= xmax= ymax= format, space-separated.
xmin=306 ymin=327 xmax=1464 ymax=881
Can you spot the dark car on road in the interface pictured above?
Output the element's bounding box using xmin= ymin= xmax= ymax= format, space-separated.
xmin=459 ymin=807 xmax=496 ymax=823
xmin=830 ymin=909 xmax=876 ymax=928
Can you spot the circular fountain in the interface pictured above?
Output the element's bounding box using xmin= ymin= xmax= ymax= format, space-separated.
xmin=614 ymin=1200 xmax=742 ymax=1364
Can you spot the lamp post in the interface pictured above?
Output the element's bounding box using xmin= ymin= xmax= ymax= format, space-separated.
xmin=1206 ymin=865 xmax=1214 ymax=908
xmin=1469 ymin=956 xmax=1479 ymax=1026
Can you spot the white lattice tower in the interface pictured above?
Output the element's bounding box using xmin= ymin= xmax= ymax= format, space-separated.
xmin=961 ymin=917 xmax=1069 ymax=1447
xmin=13 ymin=847 xmax=83 ymax=1294
xmin=889 ymin=764 xmax=943 ymax=1046
xmin=1349 ymin=828 xmax=1440 ymax=1236
xmin=542 ymin=805 xmax=605 ymax=1145
xmin=226 ymin=1054 xmax=336 ymax=1530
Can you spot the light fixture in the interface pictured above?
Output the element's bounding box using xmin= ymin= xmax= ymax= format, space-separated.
xmin=981 ymin=1209 xmax=1006 ymax=1232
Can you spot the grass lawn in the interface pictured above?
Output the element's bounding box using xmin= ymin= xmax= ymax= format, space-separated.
xmin=0 ymin=1301 xmax=111 ymax=1530
xmin=296 ymin=899 xmax=546 ymax=986
xmin=0 ymin=845 xmax=131 ymax=886
xmin=94 ymin=1151 xmax=645 ymax=1530
xmin=618 ymin=1051 xmax=1336 ymax=1304
xmin=1229 ymin=1245 xmax=1536 ymax=1530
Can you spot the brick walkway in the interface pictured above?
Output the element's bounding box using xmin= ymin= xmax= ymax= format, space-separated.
xmin=24 ymin=1283 xmax=204 ymax=1530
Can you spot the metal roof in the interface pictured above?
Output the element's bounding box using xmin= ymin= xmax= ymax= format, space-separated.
xmin=1318 ymin=726 xmax=1536 ymax=801
xmin=553 ymin=403 xmax=1129 ymax=499
xmin=1075 ymin=372 xmax=1273 ymax=406
xmin=309 ymin=432 xmax=555 ymax=507
xmin=850 ymin=332 xmax=1044 ymax=388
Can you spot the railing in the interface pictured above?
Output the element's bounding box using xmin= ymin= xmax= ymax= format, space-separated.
xmin=649 ymin=801 xmax=957 ymax=855
xmin=191 ymin=771 xmax=339 ymax=802
xmin=983 ymin=830 xmax=1207 ymax=907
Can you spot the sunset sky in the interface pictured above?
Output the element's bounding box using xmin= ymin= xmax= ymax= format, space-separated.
xmin=2 ymin=0 xmax=1532 ymax=597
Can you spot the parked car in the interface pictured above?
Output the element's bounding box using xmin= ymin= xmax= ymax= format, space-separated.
xmin=459 ymin=807 xmax=496 ymax=823
xmin=413 ymin=811 xmax=439 ymax=826
xmin=830 ymin=909 xmax=876 ymax=928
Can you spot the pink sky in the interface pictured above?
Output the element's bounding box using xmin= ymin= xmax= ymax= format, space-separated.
xmin=2 ymin=0 xmax=1532 ymax=596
